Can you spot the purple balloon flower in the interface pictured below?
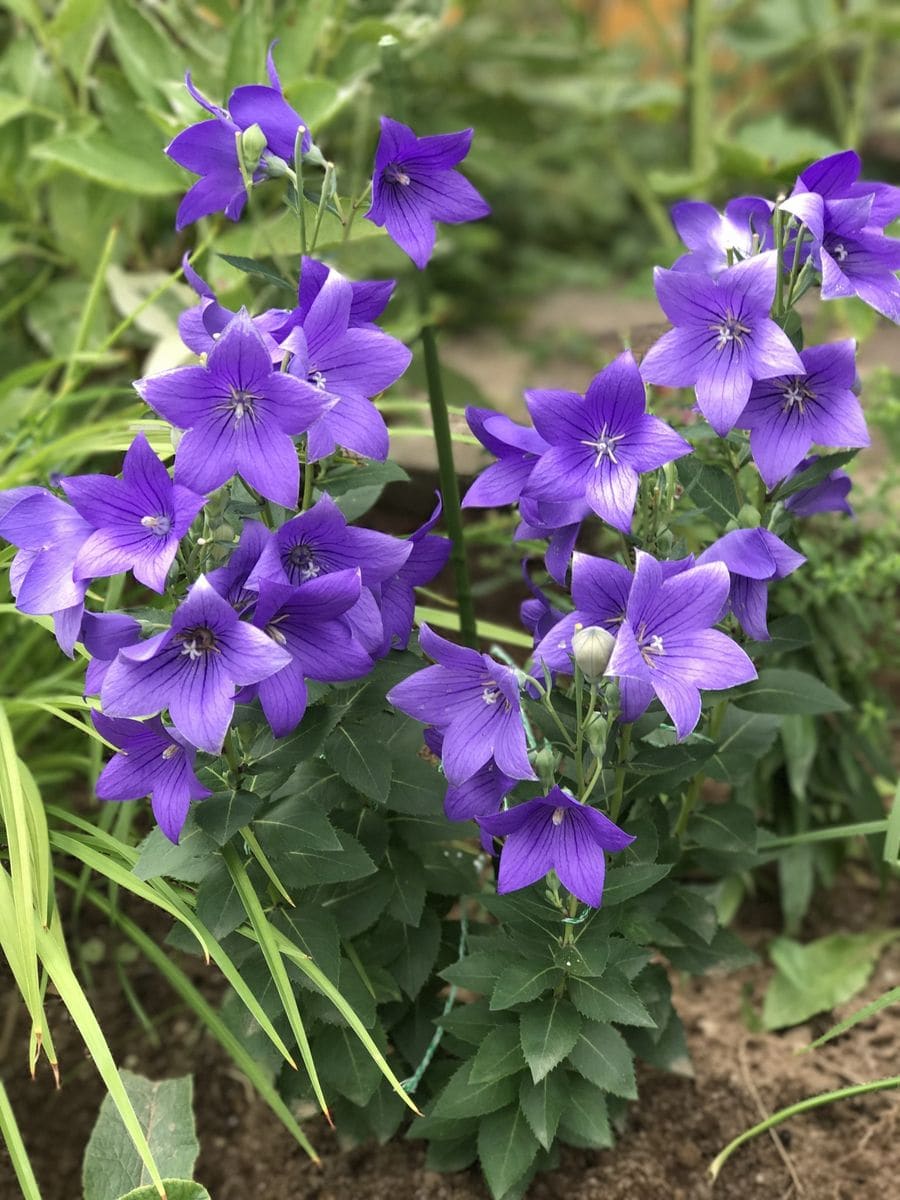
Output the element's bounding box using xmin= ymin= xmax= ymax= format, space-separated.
xmin=206 ymin=519 xmax=272 ymax=611
xmin=166 ymin=46 xmax=311 ymax=231
xmin=248 ymin=571 xmax=373 ymax=737
xmin=462 ymin=408 xmax=549 ymax=509
xmin=375 ymin=495 xmax=451 ymax=653
xmin=605 ymin=552 xmax=757 ymax=739
xmin=784 ymin=457 xmax=854 ymax=518
xmin=737 ymin=339 xmax=868 ymax=489
xmin=697 ymin=528 xmax=805 ymax=641
xmin=523 ymin=352 xmax=692 ymax=534
xmin=478 ymin=787 xmax=634 ymax=908
xmin=93 ymin=713 xmax=212 ymax=844
xmin=282 ymin=266 xmax=412 ymax=461
xmin=387 ymin=624 xmax=535 ymax=786
xmin=786 ymin=150 xmax=900 ymax=228
xmin=178 ymin=255 xmax=288 ymax=357
xmin=640 ymin=255 xmax=805 ymax=436
xmin=62 ymin=434 xmax=205 ymax=594
xmin=424 ymin=727 xmax=517 ymax=823
xmin=520 ymin=562 xmax=565 ymax=647
xmin=366 ymin=117 xmax=491 ymax=269
xmin=101 ymin=575 xmax=291 ymax=753
xmin=272 ymin=256 xmax=397 ymax=343
xmin=0 ymin=487 xmax=92 ymax=655
xmin=136 ymin=309 xmax=331 ymax=508
xmin=515 ymin=496 xmax=588 ymax=585
xmin=81 ymin=610 xmax=142 ymax=695
xmin=671 ymin=196 xmax=774 ymax=276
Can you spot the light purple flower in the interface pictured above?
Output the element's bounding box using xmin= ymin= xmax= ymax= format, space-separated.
xmin=523 ymin=352 xmax=692 ymax=533
xmin=272 ymin=256 xmax=396 ymax=344
xmin=366 ymin=117 xmax=490 ymax=269
xmin=640 ymin=255 xmax=805 ymax=435
xmin=282 ymin=266 xmax=412 ymax=461
xmin=387 ymin=624 xmax=535 ymax=786
xmin=784 ymin=456 xmax=854 ymax=517
xmin=62 ymin=434 xmax=205 ymax=593
xmin=671 ymin=196 xmax=774 ymax=276
xmin=604 ymin=552 xmax=757 ymax=739
xmin=178 ymin=255 xmax=288 ymax=357
xmin=462 ymin=409 xmax=549 ymax=509
xmin=136 ymin=309 xmax=330 ymax=508
xmin=515 ymin=496 xmax=588 ymax=585
xmin=520 ymin=562 xmax=565 ymax=647
xmin=81 ymin=610 xmax=142 ymax=695
xmin=478 ymin=787 xmax=634 ymax=908
xmin=697 ymin=529 xmax=805 ymax=641
xmin=424 ymin=727 xmax=516 ymax=823
xmin=737 ymin=339 xmax=868 ymax=489
xmin=206 ymin=519 xmax=271 ymax=611
xmin=375 ymin=496 xmax=451 ymax=653
xmin=93 ymin=713 xmax=211 ymax=844
xmin=248 ymin=571 xmax=372 ymax=737
xmin=101 ymin=575 xmax=291 ymax=753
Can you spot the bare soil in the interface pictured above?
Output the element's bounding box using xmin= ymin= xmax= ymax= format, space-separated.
xmin=1 ymin=867 xmax=898 ymax=1200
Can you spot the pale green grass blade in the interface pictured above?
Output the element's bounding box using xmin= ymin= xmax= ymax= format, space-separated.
xmin=415 ymin=604 xmax=533 ymax=649
xmin=239 ymin=825 xmax=294 ymax=906
xmin=884 ymin=780 xmax=900 ymax=866
xmin=804 ymin=986 xmax=900 ymax=1051
xmin=222 ymin=844 xmax=330 ymax=1122
xmin=0 ymin=1080 xmax=42 ymax=1200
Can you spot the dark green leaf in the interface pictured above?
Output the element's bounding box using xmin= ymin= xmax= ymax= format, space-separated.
xmin=706 ymin=707 xmax=781 ymax=784
xmin=569 ymin=969 xmax=656 ymax=1028
xmin=677 ymin=458 xmax=740 ymax=523
xmin=728 ymin=668 xmax=849 ymax=715
xmin=425 ymin=1137 xmax=478 ymax=1172
xmin=491 ymin=963 xmax=561 ymax=1011
xmin=385 ymin=846 xmax=427 ymax=926
xmin=773 ymin=450 xmax=857 ymax=500
xmin=763 ymin=932 xmax=898 ymax=1030
xmin=566 ymin=1021 xmax=636 ymax=1099
xmin=687 ymin=802 xmax=757 ymax=854
xmin=478 ymin=1105 xmax=540 ymax=1199
xmin=195 ymin=859 xmax=243 ymax=940
xmin=431 ymin=1061 xmax=518 ymax=1119
xmin=519 ymin=996 xmax=581 ymax=1082
xmin=133 ymin=820 xmax=217 ymax=883
xmin=194 ymin=790 xmax=261 ymax=845
xmin=388 ymin=908 xmax=441 ymax=998
xmin=325 ymin=722 xmax=393 ymax=802
xmin=316 ymin=1024 xmax=383 ymax=1106
xmin=601 ymin=863 xmax=671 ymax=906
xmin=518 ymin=1070 xmax=566 ymax=1150
xmin=217 ymin=253 xmax=296 ymax=292
xmin=470 ymin=1024 xmax=527 ymax=1084
xmin=557 ymin=1075 xmax=613 ymax=1150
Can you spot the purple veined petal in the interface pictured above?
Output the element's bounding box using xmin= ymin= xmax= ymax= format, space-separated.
xmin=553 ymin=810 xmax=607 ymax=907
xmin=585 ymin=460 xmax=639 ymax=534
xmin=268 ymin=568 xmax=362 ymax=623
xmin=646 ymin=561 xmax=732 ymax=640
xmin=440 ymin=709 xmax=497 ymax=784
xmin=524 ymin=445 xmax=596 ymax=505
xmin=166 ymin=118 xmax=237 ymax=174
xmin=206 ymin=309 xmax=275 ymax=393
xmin=372 ymin=116 xmax=418 ymax=172
xmin=344 ymin=588 xmax=385 ymax=657
xmin=444 ymin=760 xmax=514 ymax=821
xmin=618 ymin=675 xmax=656 ymax=724
xmin=695 ymin=343 xmax=753 ymax=435
xmin=73 ymin=528 xmax=155 ymax=586
xmin=623 ymin=550 xmax=665 ymax=624
xmin=258 ymin=659 xmax=309 ymax=738
xmin=720 ymin=251 xmax=779 ymax=321
xmin=491 ymin=707 xmax=536 ymax=782
xmin=401 ymin=531 xmax=450 ymax=587
xmin=799 ymin=150 xmax=861 ymax=197
xmin=258 ymin=371 xmax=333 ymax=434
xmin=343 ymin=525 xmax=412 ymax=585
xmin=658 ymin=627 xmax=756 ymax=692
xmin=523 ymin=388 xmax=594 ymax=446
xmin=605 ymin=619 xmax=651 ymax=686
xmin=571 ymin=553 xmax=632 ymax=619
xmin=207 ymin=519 xmax=270 ymax=608
xmin=349 ymin=278 xmax=396 ymax=325
xmin=801 ymin=339 xmax=857 ymax=392
xmin=478 ymin=795 xmax=545 ymax=837
xmin=284 ymin=615 xmax=372 ymax=683
xmin=81 ymin=610 xmax=141 ymax=661
xmin=780 ymin=192 xmax=825 ymax=242
xmin=649 ymin=671 xmax=702 ymax=741
xmin=61 ymin=472 xmax=131 ymax=528
xmin=462 ymin=456 xmax=537 ymax=508
xmin=670 ymin=200 xmax=720 ymax=250
xmin=533 ymin=611 xmax=582 ymax=674
xmin=545 ymin=523 xmax=581 ymax=585
xmin=387 ymin=663 xmax=459 ymax=724
xmin=213 ymin=616 xmax=291 ymax=685
xmin=619 ymin=414 xmax=692 ymax=474
xmin=747 ymin=401 xmax=817 ymax=489
xmin=0 ymin=489 xmax=89 ymax=548
xmin=401 ymin=128 xmax=474 ymax=172
xmin=182 ymin=252 xmax=214 ymax=299
xmin=174 ymin=171 xmax=246 ymax=231
xmin=134 ymin=364 xmax=228 ymax=427
xmin=481 ymin=414 xmax=547 ymax=457
xmin=652 ymin=265 xmax=723 ymax=326
xmin=697 ymin=528 xmax=779 ymax=580
xmin=856 ymin=180 xmax=900 ymax=228
xmin=53 ymin=601 xmax=85 ymax=658
xmin=764 ymin=532 xmax=805 ymax=579
xmin=584 ymin=351 xmax=648 ymax=433
xmin=307 ymin=393 xmax=389 ymax=463
xmin=580 ymin=803 xmax=635 ymax=853
xmin=15 ymin=549 xmax=87 ymax=615
xmin=101 ymin=643 xmax=182 ymax=719
xmin=300 ymin=269 xmax=354 ymax=358
xmin=819 ymin=249 xmax=857 ymax=301
xmin=743 ymin=319 xmax=805 ymax=382
xmin=231 ymin=415 xmax=301 ymax=509
xmin=418 ymin=621 xmax=481 ymax=671
xmin=640 ymin=326 xmax=713 ymax=389
xmin=172 ymin=424 xmax=238 ymax=497
xmin=227 ymin=84 xmax=306 ymax=160
xmin=149 ymin=757 xmax=198 ymax=844
xmin=313 ymin=327 xmax=412 ymax=399
xmin=491 ymin=807 xmax=557 ymax=894
xmin=167 ymin=660 xmax=236 ymax=753
xmin=379 ymin=183 xmax=438 ymax=270
xmin=374 ymin=575 xmax=415 ymax=653
xmin=414 ymin=168 xmax=490 ymax=224
xmin=729 ymin=576 xmax=771 ymax=640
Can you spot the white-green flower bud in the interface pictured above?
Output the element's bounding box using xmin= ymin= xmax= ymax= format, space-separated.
xmin=238 ymin=123 xmax=267 ymax=177
xmin=737 ymin=504 xmax=762 ymax=528
xmin=571 ymin=624 xmax=615 ymax=682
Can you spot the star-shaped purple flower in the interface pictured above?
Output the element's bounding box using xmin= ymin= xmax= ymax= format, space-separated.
xmin=366 ymin=117 xmax=491 ymax=269
xmin=462 ymin=408 xmax=549 ymax=509
xmin=81 ymin=610 xmax=142 ymax=695
xmin=737 ymin=339 xmax=868 ymax=489
xmin=671 ymin=196 xmax=774 ymax=276
xmin=93 ymin=713 xmax=212 ymax=844
xmin=136 ymin=309 xmax=331 ymax=508
xmin=784 ymin=456 xmax=854 ymax=518
xmin=387 ymin=624 xmax=535 ymax=786
xmin=62 ymin=434 xmax=205 ymax=594
xmin=604 ymin=551 xmax=757 ymax=739
xmin=478 ymin=787 xmax=634 ymax=908
xmin=206 ymin=519 xmax=272 ymax=612
xmin=640 ymin=255 xmax=805 ymax=436
xmin=248 ymin=571 xmax=373 ymax=737
xmin=178 ymin=255 xmax=288 ymax=358
xmin=515 ymin=496 xmax=588 ymax=585
xmin=520 ymin=562 xmax=565 ymax=647
xmin=522 ymin=352 xmax=692 ymax=533
xmin=423 ymin=728 xmax=516 ymax=824
xmin=282 ymin=266 xmax=412 ymax=461
xmin=101 ymin=575 xmax=291 ymax=753
xmin=697 ymin=528 xmax=805 ymax=641
xmin=375 ymin=496 xmax=451 ymax=653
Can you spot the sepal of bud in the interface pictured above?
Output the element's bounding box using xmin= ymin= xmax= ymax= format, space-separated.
xmin=571 ymin=624 xmax=616 ymax=682
xmin=737 ymin=504 xmax=761 ymax=528
xmin=237 ymin=123 xmax=267 ymax=180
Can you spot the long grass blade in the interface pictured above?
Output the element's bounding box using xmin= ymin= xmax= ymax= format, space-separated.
xmin=0 ymin=1080 xmax=42 ymax=1200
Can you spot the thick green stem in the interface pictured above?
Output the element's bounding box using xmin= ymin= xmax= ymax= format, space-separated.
xmin=609 ymin=724 xmax=632 ymax=823
xmin=417 ymin=274 xmax=477 ymax=647
xmin=301 ymin=442 xmax=315 ymax=510
xmin=687 ymin=0 xmax=713 ymax=185
xmin=574 ymin=666 xmax=586 ymax=796
xmin=772 ymin=208 xmax=786 ymax=318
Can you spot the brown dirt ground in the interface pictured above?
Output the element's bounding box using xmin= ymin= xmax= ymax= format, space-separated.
xmin=1 ymin=866 xmax=898 ymax=1200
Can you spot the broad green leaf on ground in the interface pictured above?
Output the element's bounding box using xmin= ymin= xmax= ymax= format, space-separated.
xmin=477 ymin=1104 xmax=540 ymax=1200
xmin=566 ymin=1021 xmax=637 ymax=1099
xmin=763 ymin=931 xmax=900 ymax=1030
xmin=569 ymin=969 xmax=656 ymax=1028
xmin=556 ymin=1075 xmax=613 ymax=1149
xmin=82 ymin=1071 xmax=198 ymax=1200
xmin=431 ymin=1061 xmax=518 ymax=1120
xmin=519 ymin=997 xmax=581 ymax=1082
xmin=490 ymin=963 xmax=561 ymax=1011
xmin=518 ymin=1070 xmax=567 ymax=1150
xmin=470 ymin=1024 xmax=527 ymax=1084
xmin=118 ymin=1185 xmax=210 ymax=1200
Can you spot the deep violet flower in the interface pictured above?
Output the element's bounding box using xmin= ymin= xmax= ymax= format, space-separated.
xmin=101 ymin=575 xmax=291 ymax=753
xmin=462 ymin=408 xmax=549 ymax=509
xmin=81 ymin=610 xmax=142 ymax=695
xmin=387 ymin=624 xmax=535 ymax=786
xmin=604 ymin=552 xmax=757 ymax=739
xmin=785 ymin=150 xmax=900 ymax=229
xmin=366 ymin=117 xmax=490 ymax=269
xmin=783 ymin=456 xmax=854 ymax=518
xmin=478 ymin=787 xmax=634 ymax=908
xmin=671 ymin=196 xmax=774 ymax=276
xmin=375 ymin=496 xmax=451 ymax=653
xmin=640 ymin=255 xmax=805 ymax=436
xmin=249 ymin=572 xmax=372 ymax=737
xmin=136 ymin=309 xmax=331 ymax=508
xmin=697 ymin=529 xmax=805 ymax=641
xmin=523 ymin=352 xmax=692 ymax=534
xmin=178 ymin=255 xmax=288 ymax=357
xmin=424 ymin=727 xmax=516 ymax=823
xmin=93 ymin=713 xmax=211 ymax=844
xmin=515 ymin=496 xmax=589 ymax=585
xmin=166 ymin=46 xmax=311 ymax=230
xmin=206 ymin=519 xmax=272 ymax=611
xmin=62 ymin=434 xmax=205 ymax=593
xmin=520 ymin=562 xmax=566 ymax=647
xmin=737 ymin=340 xmax=868 ymax=489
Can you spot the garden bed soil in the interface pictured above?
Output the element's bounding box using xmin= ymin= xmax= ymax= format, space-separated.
xmin=2 ymin=868 xmax=898 ymax=1200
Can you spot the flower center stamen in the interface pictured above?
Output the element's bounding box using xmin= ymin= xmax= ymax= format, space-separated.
xmin=140 ymin=514 xmax=172 ymax=537
xmin=832 ymin=242 xmax=848 ymax=262
xmin=161 ymin=744 xmax=180 ymax=760
xmin=710 ymin=312 xmax=752 ymax=351
xmin=551 ymin=806 xmax=566 ymax=826
xmin=229 ymin=387 xmax=258 ymax=423
xmin=637 ymin=624 xmax=665 ymax=668
xmin=178 ymin=625 xmax=219 ymax=659
xmin=384 ymin=163 xmax=411 ymax=186
xmin=482 ymin=685 xmax=501 ymax=705
xmin=781 ymin=379 xmax=815 ymax=415
xmin=580 ymin=423 xmax=626 ymax=468
xmin=309 ymin=370 xmax=327 ymax=391
xmin=287 ymin=544 xmax=322 ymax=581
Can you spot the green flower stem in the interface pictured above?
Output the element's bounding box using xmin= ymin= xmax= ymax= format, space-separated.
xmin=674 ymin=774 xmax=701 ymax=839
xmin=759 ymin=819 xmax=889 ymax=850
xmin=240 ymin=826 xmax=294 ymax=908
xmin=772 ymin=207 xmax=786 ymax=318
xmin=687 ymin=0 xmax=713 ymax=184
xmin=574 ymin=665 xmax=586 ymax=795
xmin=609 ymin=724 xmax=632 ymax=823
xmin=710 ymin=1075 xmax=900 ymax=1182
xmin=302 ymin=441 xmax=315 ymax=510
xmin=294 ymin=127 xmax=308 ymax=255
xmin=417 ymin=272 xmax=477 ymax=647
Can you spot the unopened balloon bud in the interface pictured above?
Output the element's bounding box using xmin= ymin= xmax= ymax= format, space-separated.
xmin=737 ymin=504 xmax=761 ymax=528
xmin=533 ymin=745 xmax=557 ymax=791
xmin=238 ymin=123 xmax=267 ymax=179
xmin=571 ymin=624 xmax=615 ymax=682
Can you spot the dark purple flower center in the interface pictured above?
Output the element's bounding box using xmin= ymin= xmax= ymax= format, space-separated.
xmin=140 ymin=514 xmax=173 ymax=538
xmin=286 ymin=542 xmax=322 ymax=582
xmin=636 ymin=624 xmax=665 ymax=668
xmin=709 ymin=311 xmax=751 ymax=351
xmin=178 ymin=625 xmax=219 ymax=659
xmin=826 ymin=238 xmax=849 ymax=263
xmin=580 ymin=424 xmax=625 ymax=468
xmin=383 ymin=162 xmax=411 ymax=186
xmin=228 ymin=388 xmax=258 ymax=423
xmin=780 ymin=379 xmax=815 ymax=415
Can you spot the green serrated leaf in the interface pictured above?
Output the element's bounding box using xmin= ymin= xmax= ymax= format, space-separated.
xmin=677 ymin=458 xmax=740 ymax=524
xmin=569 ymin=970 xmax=656 ymax=1028
xmin=325 ymin=722 xmax=392 ymax=802
xmin=601 ymin=863 xmax=671 ymax=906
xmin=470 ymin=1023 xmax=527 ymax=1084
xmin=217 ymin=253 xmax=296 ymax=292
xmin=316 ymin=1024 xmax=383 ymax=1106
xmin=431 ymin=1061 xmax=518 ymax=1120
xmin=519 ymin=996 xmax=581 ymax=1082
xmin=566 ymin=1021 xmax=637 ymax=1099
xmin=557 ymin=1075 xmax=613 ymax=1150
xmin=387 ymin=909 xmax=441 ymax=998
xmin=117 ymin=1184 xmax=210 ymax=1200
xmin=478 ymin=1105 xmax=540 ymax=1199
xmin=728 ymin=668 xmax=849 ymax=715
xmin=491 ymin=963 xmax=561 ymax=1011
xmin=194 ymin=790 xmax=261 ymax=845
xmin=518 ymin=1070 xmax=566 ymax=1150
